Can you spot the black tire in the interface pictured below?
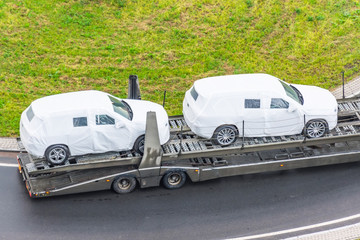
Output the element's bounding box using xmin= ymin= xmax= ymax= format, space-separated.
xmin=162 ymin=171 xmax=186 ymax=189
xmin=45 ymin=145 xmax=69 ymax=165
xmin=133 ymin=135 xmax=145 ymax=155
xmin=112 ymin=175 xmax=137 ymax=194
xmin=213 ymin=125 xmax=238 ymax=146
xmin=305 ymin=120 xmax=328 ymax=138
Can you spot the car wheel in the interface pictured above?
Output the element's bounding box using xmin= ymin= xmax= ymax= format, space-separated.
xmin=134 ymin=135 xmax=145 ymax=155
xmin=162 ymin=171 xmax=187 ymax=189
xmin=112 ymin=175 xmax=137 ymax=194
xmin=213 ymin=125 xmax=238 ymax=146
xmin=45 ymin=145 xmax=69 ymax=165
xmin=305 ymin=120 xmax=328 ymax=138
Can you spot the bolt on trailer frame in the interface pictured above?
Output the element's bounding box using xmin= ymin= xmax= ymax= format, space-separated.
xmin=17 ymin=97 xmax=360 ymax=197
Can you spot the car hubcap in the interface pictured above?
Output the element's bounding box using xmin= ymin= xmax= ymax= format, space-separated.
xmin=49 ymin=148 xmax=66 ymax=164
xmin=217 ymin=128 xmax=236 ymax=145
xmin=118 ymin=179 xmax=131 ymax=190
xmin=307 ymin=121 xmax=326 ymax=138
xmin=168 ymin=173 xmax=181 ymax=186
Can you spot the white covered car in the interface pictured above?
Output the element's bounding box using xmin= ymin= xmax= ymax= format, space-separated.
xmin=183 ymin=73 xmax=338 ymax=146
xmin=20 ymin=90 xmax=170 ymax=165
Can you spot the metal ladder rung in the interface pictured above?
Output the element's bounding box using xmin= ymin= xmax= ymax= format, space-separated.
xmin=181 ymin=142 xmax=190 ymax=152
xmin=187 ymin=142 xmax=196 ymax=151
xmin=281 ymin=136 xmax=288 ymax=141
xmin=168 ymin=144 xmax=176 ymax=153
xmin=176 ymin=120 xmax=183 ymax=127
xmin=169 ymin=120 xmax=177 ymax=128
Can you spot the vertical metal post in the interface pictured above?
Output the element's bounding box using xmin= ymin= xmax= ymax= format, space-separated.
xmin=179 ymin=125 xmax=183 ymax=154
xmin=342 ymin=71 xmax=345 ymax=99
xmin=242 ymin=120 xmax=245 ymax=148
xmin=163 ymin=90 xmax=167 ymax=107
xmin=128 ymin=75 xmax=141 ymax=100
xmin=303 ymin=114 xmax=307 ymax=143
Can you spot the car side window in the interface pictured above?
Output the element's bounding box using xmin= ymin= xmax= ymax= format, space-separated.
xmin=26 ymin=106 xmax=35 ymax=122
xmin=96 ymin=115 xmax=115 ymax=125
xmin=190 ymin=87 xmax=198 ymax=101
xmin=270 ymin=98 xmax=289 ymax=109
xmin=73 ymin=117 xmax=88 ymax=127
xmin=245 ymin=99 xmax=261 ymax=109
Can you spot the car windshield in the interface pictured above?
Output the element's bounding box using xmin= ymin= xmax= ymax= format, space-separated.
xmin=108 ymin=95 xmax=133 ymax=120
xmin=290 ymin=85 xmax=304 ymax=105
xmin=279 ymin=80 xmax=303 ymax=105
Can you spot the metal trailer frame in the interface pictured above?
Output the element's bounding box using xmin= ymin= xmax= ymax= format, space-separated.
xmin=17 ymin=107 xmax=360 ymax=198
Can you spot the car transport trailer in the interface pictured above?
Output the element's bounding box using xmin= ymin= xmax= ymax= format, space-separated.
xmin=17 ymin=97 xmax=360 ymax=198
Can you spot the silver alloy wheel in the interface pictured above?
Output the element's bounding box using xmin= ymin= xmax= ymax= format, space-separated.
xmin=138 ymin=138 xmax=145 ymax=154
xmin=167 ymin=172 xmax=182 ymax=186
xmin=216 ymin=127 xmax=236 ymax=145
xmin=48 ymin=147 xmax=67 ymax=164
xmin=306 ymin=121 xmax=327 ymax=138
xmin=134 ymin=135 xmax=145 ymax=155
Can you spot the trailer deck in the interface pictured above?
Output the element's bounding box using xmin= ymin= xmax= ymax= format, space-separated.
xmin=17 ymin=97 xmax=360 ymax=198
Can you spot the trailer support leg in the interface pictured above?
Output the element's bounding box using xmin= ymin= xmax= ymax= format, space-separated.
xmin=138 ymin=112 xmax=163 ymax=188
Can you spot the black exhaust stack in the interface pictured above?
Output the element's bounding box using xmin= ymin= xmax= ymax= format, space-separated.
xmin=128 ymin=75 xmax=141 ymax=100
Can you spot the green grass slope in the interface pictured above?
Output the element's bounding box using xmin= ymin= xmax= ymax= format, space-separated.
xmin=0 ymin=0 xmax=359 ymax=136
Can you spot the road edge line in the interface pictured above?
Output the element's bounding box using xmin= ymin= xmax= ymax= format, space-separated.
xmin=0 ymin=163 xmax=19 ymax=168
xmin=228 ymin=214 xmax=360 ymax=240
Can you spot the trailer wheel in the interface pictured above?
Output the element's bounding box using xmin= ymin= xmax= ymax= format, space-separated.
xmin=162 ymin=171 xmax=186 ymax=189
xmin=213 ymin=125 xmax=238 ymax=146
xmin=45 ymin=145 xmax=69 ymax=165
xmin=305 ymin=120 xmax=328 ymax=138
xmin=112 ymin=176 xmax=137 ymax=194
xmin=134 ymin=135 xmax=145 ymax=155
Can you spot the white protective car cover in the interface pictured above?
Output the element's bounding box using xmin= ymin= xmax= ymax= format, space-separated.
xmin=183 ymin=74 xmax=338 ymax=138
xmin=20 ymin=90 xmax=170 ymax=158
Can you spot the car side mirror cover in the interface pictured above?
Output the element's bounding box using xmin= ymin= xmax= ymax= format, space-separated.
xmin=115 ymin=120 xmax=125 ymax=128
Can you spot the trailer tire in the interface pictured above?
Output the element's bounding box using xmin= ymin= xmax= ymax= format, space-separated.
xmin=213 ymin=125 xmax=238 ymax=146
xmin=134 ymin=135 xmax=145 ymax=155
xmin=112 ymin=175 xmax=137 ymax=194
xmin=305 ymin=119 xmax=328 ymax=138
xmin=45 ymin=145 xmax=69 ymax=165
xmin=162 ymin=171 xmax=186 ymax=189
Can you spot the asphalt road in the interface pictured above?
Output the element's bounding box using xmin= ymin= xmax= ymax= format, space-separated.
xmin=1 ymin=153 xmax=360 ymax=240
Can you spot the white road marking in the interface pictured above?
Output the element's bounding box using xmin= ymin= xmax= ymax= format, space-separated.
xmin=0 ymin=163 xmax=18 ymax=168
xmin=228 ymin=214 xmax=360 ymax=239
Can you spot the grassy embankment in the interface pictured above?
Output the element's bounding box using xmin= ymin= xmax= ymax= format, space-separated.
xmin=0 ymin=0 xmax=359 ymax=136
